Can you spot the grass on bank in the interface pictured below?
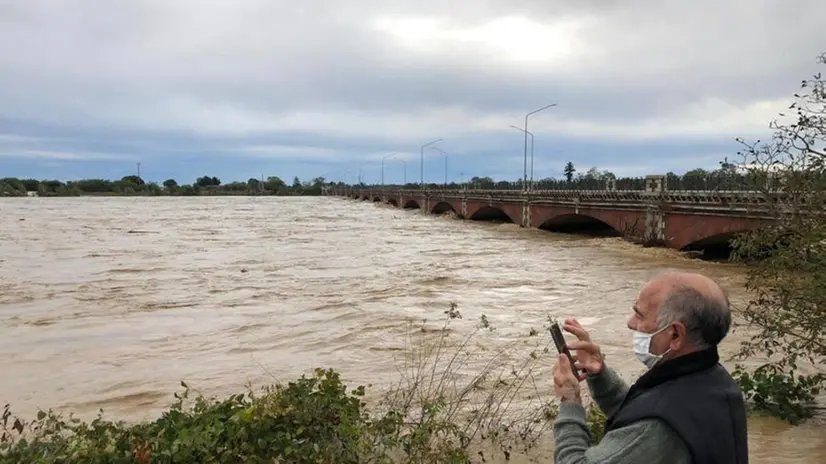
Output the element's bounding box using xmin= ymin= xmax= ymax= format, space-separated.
xmin=0 ymin=304 xmax=606 ymax=463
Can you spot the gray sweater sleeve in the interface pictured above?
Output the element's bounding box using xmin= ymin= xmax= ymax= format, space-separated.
xmin=586 ymin=367 xmax=629 ymax=418
xmin=552 ymin=366 xmax=693 ymax=464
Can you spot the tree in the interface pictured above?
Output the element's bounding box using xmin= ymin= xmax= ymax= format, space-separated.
xmin=195 ymin=176 xmax=220 ymax=188
xmin=121 ymin=175 xmax=145 ymax=185
xmin=20 ymin=179 xmax=40 ymax=191
xmin=681 ymin=168 xmax=708 ymax=190
xmin=564 ymin=162 xmax=575 ymax=182
xmin=584 ymin=166 xmax=602 ymax=180
xmin=39 ymin=180 xmax=64 ymax=193
xmin=146 ymin=182 xmax=163 ymax=195
xmin=72 ymin=179 xmax=112 ymax=193
xmin=729 ymin=52 xmax=826 ymax=423
xmin=247 ymin=178 xmax=261 ymax=192
xmin=264 ymin=176 xmax=285 ymax=193
xmin=665 ymin=171 xmax=680 ymax=189
xmin=163 ymin=179 xmax=178 ymax=189
xmin=469 ymin=176 xmax=494 ymax=189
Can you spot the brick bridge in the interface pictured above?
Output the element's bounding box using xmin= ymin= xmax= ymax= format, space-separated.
xmin=326 ymin=182 xmax=774 ymax=254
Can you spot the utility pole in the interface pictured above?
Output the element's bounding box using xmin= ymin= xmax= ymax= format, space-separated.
xmin=137 ymin=162 xmax=141 ymax=178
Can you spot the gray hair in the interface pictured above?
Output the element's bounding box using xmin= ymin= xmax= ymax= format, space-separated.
xmin=656 ymin=285 xmax=731 ymax=349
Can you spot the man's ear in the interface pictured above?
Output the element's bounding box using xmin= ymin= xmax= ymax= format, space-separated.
xmin=670 ymin=322 xmax=687 ymax=350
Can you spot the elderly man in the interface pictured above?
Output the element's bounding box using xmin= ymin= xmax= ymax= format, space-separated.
xmin=552 ymin=271 xmax=749 ymax=463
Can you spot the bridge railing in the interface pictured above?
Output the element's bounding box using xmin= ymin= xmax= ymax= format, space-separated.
xmin=327 ymin=171 xmax=781 ymax=193
xmin=333 ymin=187 xmax=769 ymax=196
xmin=329 ymin=188 xmax=776 ymax=208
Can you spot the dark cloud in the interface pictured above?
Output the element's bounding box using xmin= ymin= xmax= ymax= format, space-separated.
xmin=0 ymin=0 xmax=823 ymax=181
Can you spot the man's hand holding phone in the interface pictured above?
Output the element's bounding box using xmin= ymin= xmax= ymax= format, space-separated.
xmin=552 ymin=317 xmax=606 ymax=404
xmin=562 ymin=318 xmax=605 ymax=380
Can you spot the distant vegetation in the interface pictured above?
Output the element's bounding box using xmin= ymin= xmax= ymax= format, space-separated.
xmin=0 ymin=161 xmax=782 ymax=198
xmin=343 ymin=163 xmax=776 ymax=192
xmin=0 ymin=175 xmax=330 ymax=197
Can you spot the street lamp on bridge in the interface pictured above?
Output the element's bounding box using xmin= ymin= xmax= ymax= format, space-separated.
xmin=358 ymin=160 xmax=377 ymax=185
xmin=521 ymin=103 xmax=556 ymax=191
xmin=381 ymin=154 xmax=392 ymax=186
xmin=429 ymin=147 xmax=449 ymax=188
xmin=510 ymin=125 xmax=535 ymax=190
xmin=382 ymin=154 xmax=407 ymax=186
xmin=420 ymin=138 xmax=443 ymax=189
xmin=392 ymin=157 xmax=407 ymax=185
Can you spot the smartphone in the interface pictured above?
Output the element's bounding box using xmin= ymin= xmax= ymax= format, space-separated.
xmin=550 ymin=321 xmax=579 ymax=377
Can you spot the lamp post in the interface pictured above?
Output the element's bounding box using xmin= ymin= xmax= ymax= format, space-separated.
xmin=430 ymin=147 xmax=449 ymax=188
xmin=510 ymin=125 xmax=535 ymax=190
xmin=420 ymin=138 xmax=443 ymax=189
xmin=358 ymin=161 xmax=375 ymax=185
xmin=381 ymin=154 xmax=393 ymax=186
xmin=382 ymin=154 xmax=407 ymax=186
xmin=521 ymin=103 xmax=556 ymax=191
xmin=391 ymin=157 xmax=407 ymax=185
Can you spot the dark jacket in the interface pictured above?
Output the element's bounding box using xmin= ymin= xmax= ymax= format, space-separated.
xmin=605 ymin=347 xmax=749 ymax=464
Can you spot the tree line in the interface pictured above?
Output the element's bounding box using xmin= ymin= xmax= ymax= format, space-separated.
xmin=356 ymin=161 xmax=775 ymax=191
xmin=0 ymin=175 xmax=329 ymax=197
xmin=0 ymin=161 xmax=783 ymax=197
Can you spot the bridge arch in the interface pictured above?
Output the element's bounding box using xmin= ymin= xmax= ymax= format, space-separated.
xmin=387 ymin=197 xmax=399 ymax=207
xmin=431 ymin=201 xmax=456 ymax=215
xmin=372 ymin=197 xmax=381 ymax=203
xmin=469 ymin=206 xmax=515 ymax=223
xmin=680 ymin=231 xmax=751 ymax=259
xmin=538 ymin=214 xmax=621 ymax=237
xmin=403 ymin=200 xmax=421 ymax=210
xmin=666 ymin=215 xmax=767 ymax=258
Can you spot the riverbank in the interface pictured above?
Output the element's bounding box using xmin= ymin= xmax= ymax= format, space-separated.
xmin=2 ymin=315 xmax=824 ymax=463
xmin=0 ymin=311 xmax=603 ymax=462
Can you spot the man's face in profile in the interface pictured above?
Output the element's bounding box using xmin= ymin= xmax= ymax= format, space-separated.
xmin=628 ymin=281 xmax=672 ymax=355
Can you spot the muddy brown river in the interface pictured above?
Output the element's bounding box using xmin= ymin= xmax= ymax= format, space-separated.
xmin=0 ymin=197 xmax=823 ymax=462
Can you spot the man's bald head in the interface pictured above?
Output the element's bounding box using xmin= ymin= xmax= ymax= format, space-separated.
xmin=655 ymin=272 xmax=728 ymax=304
xmin=629 ymin=271 xmax=731 ymax=358
xmin=650 ymin=271 xmax=731 ymax=350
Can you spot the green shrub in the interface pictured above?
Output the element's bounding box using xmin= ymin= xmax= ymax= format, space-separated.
xmin=727 ymin=52 xmax=826 ymax=423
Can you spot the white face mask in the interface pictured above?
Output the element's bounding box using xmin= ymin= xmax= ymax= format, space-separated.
xmin=632 ymin=325 xmax=672 ymax=369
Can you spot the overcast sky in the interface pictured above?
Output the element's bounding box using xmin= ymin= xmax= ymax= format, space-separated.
xmin=0 ymin=1 xmax=823 ymax=184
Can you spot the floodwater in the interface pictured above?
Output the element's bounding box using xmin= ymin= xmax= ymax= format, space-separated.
xmin=0 ymin=196 xmax=823 ymax=463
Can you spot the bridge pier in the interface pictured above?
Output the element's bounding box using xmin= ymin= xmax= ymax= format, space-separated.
xmin=522 ymin=201 xmax=531 ymax=228
xmin=644 ymin=204 xmax=666 ymax=246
